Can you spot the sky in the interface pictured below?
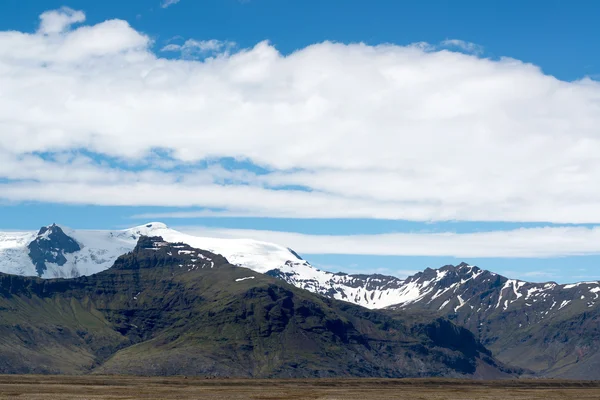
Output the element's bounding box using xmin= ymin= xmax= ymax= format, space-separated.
xmin=1 ymin=0 xmax=599 ymax=283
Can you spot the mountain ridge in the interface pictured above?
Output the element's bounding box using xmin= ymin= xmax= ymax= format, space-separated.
xmin=3 ymin=223 xmax=596 ymax=310
xmin=1 ymin=223 xmax=599 ymax=378
xmin=0 ymin=235 xmax=513 ymax=378
xmin=385 ymin=262 xmax=600 ymax=378
xmin=0 ymin=222 xmax=423 ymax=308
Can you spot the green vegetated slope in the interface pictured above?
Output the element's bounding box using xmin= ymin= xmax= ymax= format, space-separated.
xmin=475 ymin=302 xmax=600 ymax=379
xmin=0 ymin=236 xmax=514 ymax=378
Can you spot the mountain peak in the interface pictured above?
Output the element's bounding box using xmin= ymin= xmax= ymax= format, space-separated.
xmin=34 ymin=223 xmax=76 ymax=245
xmin=37 ymin=223 xmax=60 ymax=236
xmin=29 ymin=224 xmax=81 ymax=277
xmin=110 ymin=235 xmax=228 ymax=273
xmin=438 ymin=262 xmax=474 ymax=271
xmin=433 ymin=263 xmax=483 ymax=278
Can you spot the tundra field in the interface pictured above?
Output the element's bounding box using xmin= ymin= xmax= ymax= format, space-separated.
xmin=1 ymin=377 xmax=600 ymax=400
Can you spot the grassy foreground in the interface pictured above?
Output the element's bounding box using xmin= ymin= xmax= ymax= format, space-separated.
xmin=0 ymin=376 xmax=599 ymax=400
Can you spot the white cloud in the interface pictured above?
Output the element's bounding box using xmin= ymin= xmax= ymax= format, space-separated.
xmin=173 ymin=225 xmax=600 ymax=258
xmin=440 ymin=39 xmax=483 ymax=54
xmin=161 ymin=39 xmax=236 ymax=58
xmin=161 ymin=0 xmax=181 ymax=8
xmin=0 ymin=19 xmax=148 ymax=64
xmin=38 ymin=7 xmax=86 ymax=35
xmin=1 ymin=10 xmax=600 ymax=223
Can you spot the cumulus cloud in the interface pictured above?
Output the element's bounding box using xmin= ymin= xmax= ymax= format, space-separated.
xmin=1 ymin=10 xmax=600 ymax=223
xmin=0 ymin=18 xmax=149 ymax=64
xmin=173 ymin=226 xmax=600 ymax=258
xmin=38 ymin=7 xmax=86 ymax=34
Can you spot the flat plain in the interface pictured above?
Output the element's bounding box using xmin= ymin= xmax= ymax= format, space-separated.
xmin=1 ymin=376 xmax=600 ymax=400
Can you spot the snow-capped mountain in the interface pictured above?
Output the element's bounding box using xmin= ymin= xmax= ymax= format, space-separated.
xmin=2 ymin=223 xmax=600 ymax=377
xmin=387 ymin=262 xmax=600 ymax=315
xmin=0 ymin=222 xmax=418 ymax=308
xmin=384 ymin=262 xmax=600 ymax=378
xmin=0 ymin=224 xmax=150 ymax=278
xmin=2 ymin=222 xmax=600 ymax=314
xmin=0 ymin=222 xmax=298 ymax=278
xmin=266 ymin=263 xmax=413 ymax=308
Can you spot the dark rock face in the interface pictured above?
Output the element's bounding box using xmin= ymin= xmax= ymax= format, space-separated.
xmin=27 ymin=224 xmax=81 ymax=277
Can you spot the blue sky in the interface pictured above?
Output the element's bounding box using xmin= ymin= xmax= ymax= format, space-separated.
xmin=3 ymin=0 xmax=599 ymax=81
xmin=1 ymin=0 xmax=599 ymax=283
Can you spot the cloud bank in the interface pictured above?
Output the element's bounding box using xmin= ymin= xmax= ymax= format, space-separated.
xmin=175 ymin=225 xmax=600 ymax=258
xmin=1 ymin=8 xmax=600 ymax=223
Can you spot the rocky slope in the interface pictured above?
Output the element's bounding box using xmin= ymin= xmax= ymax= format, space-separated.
xmin=386 ymin=263 xmax=600 ymax=378
xmin=0 ymin=236 xmax=513 ymax=378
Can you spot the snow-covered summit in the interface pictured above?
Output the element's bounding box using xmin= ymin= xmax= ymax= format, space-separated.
xmin=0 ymin=222 xmax=417 ymax=308
xmin=0 ymin=222 xmax=305 ymax=279
xmin=387 ymin=262 xmax=600 ymax=320
xmin=2 ymin=223 xmax=599 ymax=313
xmin=121 ymin=222 xmax=308 ymax=274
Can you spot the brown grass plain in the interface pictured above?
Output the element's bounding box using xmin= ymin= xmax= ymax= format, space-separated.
xmin=1 ymin=376 xmax=599 ymax=400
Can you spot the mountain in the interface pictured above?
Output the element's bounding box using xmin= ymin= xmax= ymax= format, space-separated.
xmin=2 ymin=223 xmax=599 ymax=378
xmin=0 ymin=223 xmax=417 ymax=308
xmin=0 ymin=236 xmax=513 ymax=378
xmin=385 ymin=263 xmax=600 ymax=378
xmin=0 ymin=223 xmax=141 ymax=278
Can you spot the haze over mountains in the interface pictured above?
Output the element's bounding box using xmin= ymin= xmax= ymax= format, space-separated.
xmin=1 ymin=222 xmax=599 ymax=378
